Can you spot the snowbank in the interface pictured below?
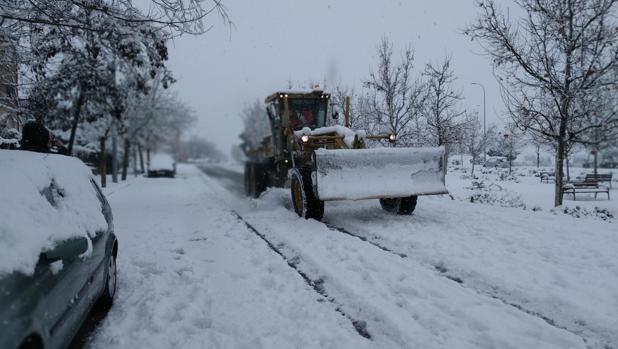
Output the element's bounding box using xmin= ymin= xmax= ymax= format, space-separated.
xmin=0 ymin=150 xmax=107 ymax=276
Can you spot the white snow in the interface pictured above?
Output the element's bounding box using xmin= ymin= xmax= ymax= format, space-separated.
xmin=49 ymin=260 xmax=63 ymax=275
xmin=0 ymin=150 xmax=107 ymax=276
xmin=89 ymin=166 xmax=369 ymax=349
xmin=315 ymin=147 xmax=447 ymax=200
xmin=87 ymin=162 xmax=617 ymax=348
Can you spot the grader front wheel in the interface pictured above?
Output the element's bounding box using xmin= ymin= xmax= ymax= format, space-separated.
xmin=290 ymin=170 xmax=324 ymax=220
xmin=379 ymin=196 xmax=418 ymax=215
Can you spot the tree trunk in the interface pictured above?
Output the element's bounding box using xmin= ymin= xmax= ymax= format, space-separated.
xmin=593 ymin=149 xmax=598 ymax=175
xmin=443 ymin=150 xmax=449 ymax=174
xmin=138 ymin=143 xmax=145 ymax=174
xmin=121 ymin=138 xmax=130 ymax=181
xmin=554 ymin=123 xmax=567 ymax=207
xmin=100 ymin=136 xmax=107 ymax=188
xmin=132 ymin=141 xmax=138 ymax=176
xmin=111 ymin=130 xmax=118 ymax=184
xmin=67 ymin=92 xmax=85 ymax=155
xmin=565 ymin=152 xmax=571 ymax=182
xmin=146 ymin=147 xmax=151 ymax=165
xmin=536 ymin=145 xmax=540 ymax=168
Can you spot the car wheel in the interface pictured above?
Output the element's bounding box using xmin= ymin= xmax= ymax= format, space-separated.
xmin=379 ymin=196 xmax=417 ymax=215
xmin=98 ymin=255 xmax=117 ymax=309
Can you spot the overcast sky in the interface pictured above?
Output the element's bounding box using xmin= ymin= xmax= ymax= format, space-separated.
xmin=166 ymin=0 xmax=510 ymax=155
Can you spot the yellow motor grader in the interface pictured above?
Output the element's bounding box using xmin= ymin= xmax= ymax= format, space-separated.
xmin=242 ymin=90 xmax=447 ymax=220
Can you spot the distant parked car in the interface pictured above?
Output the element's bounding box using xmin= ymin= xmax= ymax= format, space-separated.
xmin=148 ymin=153 xmax=176 ymax=178
xmin=0 ymin=150 xmax=118 ymax=349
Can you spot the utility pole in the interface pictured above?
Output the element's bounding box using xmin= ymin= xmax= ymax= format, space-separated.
xmin=471 ymin=82 xmax=486 ymax=163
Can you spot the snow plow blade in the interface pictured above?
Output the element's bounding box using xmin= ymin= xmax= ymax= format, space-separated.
xmin=314 ymin=147 xmax=448 ymax=201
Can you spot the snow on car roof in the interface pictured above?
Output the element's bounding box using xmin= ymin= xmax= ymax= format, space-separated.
xmin=149 ymin=153 xmax=175 ymax=170
xmin=0 ymin=150 xmax=107 ymax=277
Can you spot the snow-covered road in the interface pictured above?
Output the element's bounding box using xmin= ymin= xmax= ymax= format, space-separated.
xmin=87 ymin=164 xmax=617 ymax=349
xmin=89 ymin=166 xmax=369 ymax=349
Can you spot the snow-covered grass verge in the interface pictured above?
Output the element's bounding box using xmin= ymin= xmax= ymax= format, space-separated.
xmin=448 ymin=164 xmax=617 ymax=222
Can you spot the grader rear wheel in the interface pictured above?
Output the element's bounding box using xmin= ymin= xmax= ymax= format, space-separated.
xmin=244 ymin=163 xmax=267 ymax=198
xmin=290 ymin=169 xmax=324 ymax=220
xmin=379 ymin=196 xmax=418 ymax=215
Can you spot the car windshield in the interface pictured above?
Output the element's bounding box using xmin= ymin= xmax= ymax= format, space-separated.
xmin=284 ymin=98 xmax=326 ymax=130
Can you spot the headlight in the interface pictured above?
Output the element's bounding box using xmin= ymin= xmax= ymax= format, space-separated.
xmin=388 ymin=133 xmax=397 ymax=143
xmin=301 ymin=135 xmax=309 ymax=143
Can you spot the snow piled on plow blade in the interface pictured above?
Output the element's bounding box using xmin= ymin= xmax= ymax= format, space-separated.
xmin=315 ymin=147 xmax=448 ymax=201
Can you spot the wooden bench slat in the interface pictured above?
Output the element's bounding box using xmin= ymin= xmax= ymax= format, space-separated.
xmin=562 ymin=180 xmax=610 ymax=200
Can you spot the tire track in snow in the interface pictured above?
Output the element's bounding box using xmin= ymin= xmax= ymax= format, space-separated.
xmin=195 ymin=169 xmax=372 ymax=340
xmin=324 ymin=223 xmax=408 ymax=258
xmin=323 ymin=221 xmax=593 ymax=348
xmin=197 ymin=167 xmax=591 ymax=347
xmin=230 ymin=211 xmax=372 ymax=340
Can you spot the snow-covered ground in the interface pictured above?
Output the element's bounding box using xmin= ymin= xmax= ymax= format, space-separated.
xmin=87 ymin=163 xmax=617 ymax=349
xmin=448 ymin=157 xmax=617 ymax=217
xmin=89 ymin=166 xmax=368 ymax=348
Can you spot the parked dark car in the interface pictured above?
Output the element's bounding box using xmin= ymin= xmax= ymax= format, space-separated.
xmin=0 ymin=150 xmax=118 ymax=349
xmin=147 ymin=153 xmax=176 ymax=178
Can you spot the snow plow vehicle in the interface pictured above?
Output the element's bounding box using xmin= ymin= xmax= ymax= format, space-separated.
xmin=241 ymin=90 xmax=448 ymax=220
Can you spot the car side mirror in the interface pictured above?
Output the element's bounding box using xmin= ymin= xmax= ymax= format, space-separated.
xmin=332 ymin=111 xmax=339 ymax=120
xmin=43 ymin=237 xmax=89 ymax=262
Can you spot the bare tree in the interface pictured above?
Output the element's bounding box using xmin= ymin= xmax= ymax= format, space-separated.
xmin=466 ymin=0 xmax=618 ymax=206
xmin=363 ymin=38 xmax=425 ymax=146
xmin=178 ymin=136 xmax=225 ymax=162
xmin=573 ymin=69 xmax=618 ymax=174
xmin=0 ymin=0 xmax=229 ymax=36
xmin=239 ymin=99 xmax=270 ymax=151
xmin=329 ymin=84 xmax=356 ymax=127
xmin=423 ymin=55 xmax=465 ymax=170
xmin=497 ymin=122 xmax=523 ymax=175
xmin=461 ymin=111 xmax=494 ymax=176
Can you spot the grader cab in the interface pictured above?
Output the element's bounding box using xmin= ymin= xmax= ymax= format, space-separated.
xmin=243 ymin=90 xmax=447 ymax=220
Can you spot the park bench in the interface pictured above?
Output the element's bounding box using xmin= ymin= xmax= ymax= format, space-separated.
xmin=539 ymin=171 xmax=555 ymax=183
xmin=562 ymin=182 xmax=610 ymax=200
xmin=584 ymin=173 xmax=613 ymax=188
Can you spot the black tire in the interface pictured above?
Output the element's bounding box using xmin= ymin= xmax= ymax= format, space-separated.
xmin=18 ymin=335 xmax=43 ymax=349
xmin=254 ymin=164 xmax=268 ymax=196
xmin=290 ymin=169 xmax=324 ymax=220
xmin=379 ymin=196 xmax=418 ymax=215
xmin=244 ymin=163 xmax=267 ymax=198
xmin=97 ymin=254 xmax=117 ymax=310
xmin=244 ymin=163 xmax=251 ymax=196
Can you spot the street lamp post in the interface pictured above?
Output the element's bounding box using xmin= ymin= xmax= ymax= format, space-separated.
xmin=471 ymin=82 xmax=486 ymax=163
